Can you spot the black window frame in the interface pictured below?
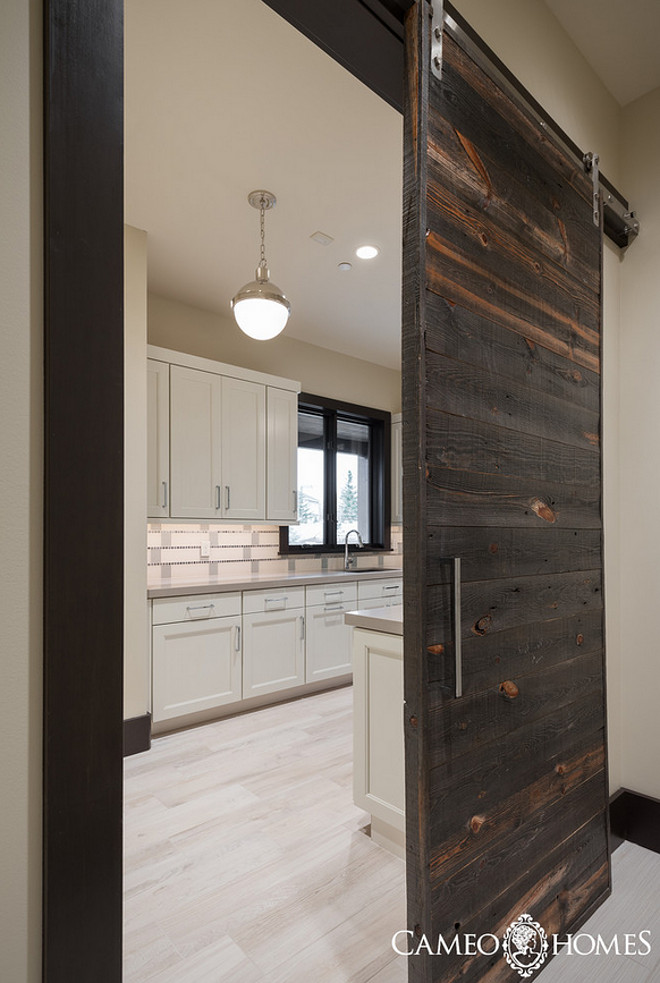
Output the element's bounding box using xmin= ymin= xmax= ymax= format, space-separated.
xmin=280 ymin=392 xmax=391 ymax=554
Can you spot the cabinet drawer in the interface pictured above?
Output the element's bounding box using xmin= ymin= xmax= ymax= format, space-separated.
xmin=305 ymin=581 xmax=357 ymax=608
xmin=242 ymin=585 xmax=305 ymax=614
xmin=357 ymin=578 xmax=402 ymax=603
xmin=152 ymin=592 xmax=241 ymax=625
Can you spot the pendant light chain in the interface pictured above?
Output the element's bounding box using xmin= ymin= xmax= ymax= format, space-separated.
xmin=260 ymin=200 xmax=267 ymax=270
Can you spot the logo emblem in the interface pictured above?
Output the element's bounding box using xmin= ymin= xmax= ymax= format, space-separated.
xmin=502 ymin=913 xmax=549 ymax=978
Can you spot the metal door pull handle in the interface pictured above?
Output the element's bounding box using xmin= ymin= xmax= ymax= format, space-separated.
xmin=453 ymin=557 xmax=462 ymax=699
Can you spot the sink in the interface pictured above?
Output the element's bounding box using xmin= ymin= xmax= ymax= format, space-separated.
xmin=340 ymin=567 xmax=384 ymax=574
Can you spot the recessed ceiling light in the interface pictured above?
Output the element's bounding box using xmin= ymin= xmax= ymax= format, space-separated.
xmin=338 ymin=262 xmax=352 ymax=271
xmin=356 ymin=245 xmax=379 ymax=259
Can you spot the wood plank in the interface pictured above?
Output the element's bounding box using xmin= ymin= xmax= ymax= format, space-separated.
xmin=444 ymin=29 xmax=594 ymax=211
xmin=438 ymin=34 xmax=598 ymax=264
xmin=428 ymin=648 xmax=604 ymax=767
xmin=429 ymin=687 xmax=604 ymax=803
xmin=426 ymin=527 xmax=602 ymax=584
xmin=429 ymin=741 xmax=605 ymax=884
xmin=430 ymin=770 xmax=606 ymax=921
xmin=426 ymin=350 xmax=600 ymax=451
xmin=428 ymin=607 xmax=602 ymax=693
xmin=425 ymin=813 xmax=609 ymax=981
xmin=427 ymin=412 xmax=600 ymax=484
xmin=425 ymin=292 xmax=600 ymax=412
xmin=426 ymin=117 xmax=599 ymax=296
xmin=426 ymin=468 xmax=601 ymax=529
xmin=402 ymin=7 xmax=433 ymax=982
xmin=425 ymin=179 xmax=600 ymax=349
xmin=427 ymin=569 xmax=602 ymax=641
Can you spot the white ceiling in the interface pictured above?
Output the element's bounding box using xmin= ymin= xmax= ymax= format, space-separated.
xmin=126 ymin=0 xmax=660 ymax=373
xmin=125 ymin=0 xmax=403 ymax=369
xmin=544 ymin=0 xmax=660 ymax=107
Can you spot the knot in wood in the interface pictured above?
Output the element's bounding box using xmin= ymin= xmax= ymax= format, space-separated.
xmin=499 ymin=680 xmax=519 ymax=700
xmin=555 ymin=763 xmax=566 ymax=775
xmin=472 ymin=614 xmax=492 ymax=636
xmin=427 ymin=643 xmax=445 ymax=655
xmin=488 ymin=542 xmax=498 ymax=554
xmin=469 ymin=814 xmax=486 ymax=834
xmin=576 ymin=633 xmax=584 ymax=646
xmin=409 ymin=715 xmax=418 ymax=728
xmin=530 ymin=498 xmax=557 ymax=523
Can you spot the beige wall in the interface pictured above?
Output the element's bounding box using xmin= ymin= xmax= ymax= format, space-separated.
xmin=125 ymin=226 xmax=150 ymax=719
xmin=0 ymin=0 xmax=42 ymax=980
xmin=454 ymin=0 xmax=623 ymax=792
xmin=618 ymin=85 xmax=660 ymax=799
xmin=148 ymin=293 xmax=402 ymax=413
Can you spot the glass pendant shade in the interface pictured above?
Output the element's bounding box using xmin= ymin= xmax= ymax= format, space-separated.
xmin=231 ymin=267 xmax=291 ymax=341
xmin=231 ymin=190 xmax=291 ymax=340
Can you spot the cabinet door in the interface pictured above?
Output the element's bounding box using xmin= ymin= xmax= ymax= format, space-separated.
xmin=221 ymin=377 xmax=265 ymax=520
xmin=267 ymin=387 xmax=298 ymax=523
xmin=147 ymin=359 xmax=170 ymax=518
xmin=391 ymin=415 xmax=402 ymax=524
xmin=352 ymin=628 xmax=404 ymax=829
xmin=305 ymin=604 xmax=353 ymax=682
xmin=170 ymin=365 xmax=222 ymax=519
xmin=243 ymin=609 xmax=304 ymax=697
xmin=152 ymin=617 xmax=241 ymax=722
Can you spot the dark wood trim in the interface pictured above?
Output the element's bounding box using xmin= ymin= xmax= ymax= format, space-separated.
xmin=43 ymin=1 xmax=124 ymax=980
xmin=261 ymin=0 xmax=410 ymax=112
xmin=610 ymin=788 xmax=660 ymax=855
xmin=124 ymin=713 xmax=152 ymax=757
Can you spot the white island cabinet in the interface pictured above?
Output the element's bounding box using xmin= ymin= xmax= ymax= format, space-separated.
xmin=346 ymin=605 xmax=405 ymax=858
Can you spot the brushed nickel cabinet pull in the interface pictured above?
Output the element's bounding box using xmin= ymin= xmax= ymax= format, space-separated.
xmin=225 ymin=485 xmax=231 ymax=510
xmin=162 ymin=480 xmax=168 ymax=509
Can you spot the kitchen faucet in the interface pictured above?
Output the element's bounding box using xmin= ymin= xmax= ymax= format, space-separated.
xmin=344 ymin=529 xmax=364 ymax=570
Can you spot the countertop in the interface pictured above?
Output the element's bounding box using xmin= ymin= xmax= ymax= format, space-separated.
xmin=344 ymin=605 xmax=403 ymax=636
xmin=148 ymin=567 xmax=403 ymax=599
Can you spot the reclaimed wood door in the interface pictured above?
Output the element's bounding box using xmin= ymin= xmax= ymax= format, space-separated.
xmin=402 ymin=3 xmax=609 ymax=980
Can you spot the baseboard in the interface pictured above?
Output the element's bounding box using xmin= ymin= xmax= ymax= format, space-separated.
xmin=123 ymin=712 xmax=152 ymax=756
xmin=609 ymin=787 xmax=660 ymax=855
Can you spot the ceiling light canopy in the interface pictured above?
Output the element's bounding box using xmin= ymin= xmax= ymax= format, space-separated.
xmin=231 ymin=190 xmax=291 ymax=341
xmin=356 ymin=244 xmax=379 ymax=259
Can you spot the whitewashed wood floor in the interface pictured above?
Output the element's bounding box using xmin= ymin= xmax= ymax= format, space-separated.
xmin=124 ymin=686 xmax=660 ymax=983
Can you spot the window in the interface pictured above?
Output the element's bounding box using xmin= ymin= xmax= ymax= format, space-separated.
xmin=280 ymin=393 xmax=391 ymax=553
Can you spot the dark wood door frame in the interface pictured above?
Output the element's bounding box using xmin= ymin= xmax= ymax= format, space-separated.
xmin=43 ymin=0 xmax=124 ymax=979
xmin=42 ymin=1 xmax=630 ymax=980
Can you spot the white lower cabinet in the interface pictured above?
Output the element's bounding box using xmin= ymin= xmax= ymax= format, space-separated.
xmin=356 ymin=578 xmax=402 ymax=609
xmin=243 ymin=588 xmax=305 ymax=698
xmin=305 ymin=581 xmax=357 ymax=683
xmin=152 ymin=615 xmax=242 ymax=723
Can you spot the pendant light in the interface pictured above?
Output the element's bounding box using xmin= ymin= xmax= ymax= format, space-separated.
xmin=231 ymin=190 xmax=291 ymax=340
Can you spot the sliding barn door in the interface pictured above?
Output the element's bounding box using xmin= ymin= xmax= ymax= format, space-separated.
xmin=402 ymin=3 xmax=608 ymax=980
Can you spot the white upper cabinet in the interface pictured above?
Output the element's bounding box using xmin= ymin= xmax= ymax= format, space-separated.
xmin=147 ymin=346 xmax=300 ymax=523
xmin=220 ymin=377 xmax=266 ymax=521
xmin=391 ymin=414 xmax=402 ymax=524
xmin=147 ymin=359 xmax=170 ymax=518
xmin=267 ymin=387 xmax=298 ymax=523
xmin=170 ymin=365 xmax=222 ymax=519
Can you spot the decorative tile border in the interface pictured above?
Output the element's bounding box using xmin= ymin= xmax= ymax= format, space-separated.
xmin=147 ymin=522 xmax=403 ymax=586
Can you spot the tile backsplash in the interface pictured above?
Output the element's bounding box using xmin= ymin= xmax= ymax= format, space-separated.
xmin=147 ymin=523 xmax=403 ymax=585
